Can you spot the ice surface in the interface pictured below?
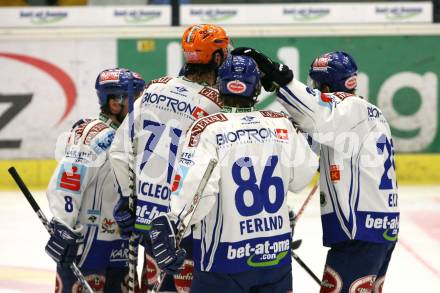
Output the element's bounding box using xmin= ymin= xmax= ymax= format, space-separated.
xmin=1 ymin=186 xmax=439 ymax=292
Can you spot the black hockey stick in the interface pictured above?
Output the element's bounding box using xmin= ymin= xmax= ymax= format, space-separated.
xmin=8 ymin=167 xmax=94 ymax=293
xmin=126 ymin=71 xmax=140 ymax=293
xmin=151 ymin=158 xmax=218 ymax=293
xmin=291 ymin=250 xmax=322 ymax=286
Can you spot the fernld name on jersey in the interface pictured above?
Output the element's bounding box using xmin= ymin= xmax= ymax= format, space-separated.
xmin=216 ymin=128 xmax=289 ymax=146
xmin=142 ymin=91 xmax=207 ymax=119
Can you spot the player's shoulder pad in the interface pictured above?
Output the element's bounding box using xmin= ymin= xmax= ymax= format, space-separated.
xmin=187 ymin=113 xmax=229 ymax=147
xmin=75 ymin=120 xmax=114 ymax=154
xmin=145 ymin=76 xmax=174 ymax=90
xmin=259 ymin=110 xmax=289 ymax=119
xmin=198 ymin=86 xmax=223 ymax=108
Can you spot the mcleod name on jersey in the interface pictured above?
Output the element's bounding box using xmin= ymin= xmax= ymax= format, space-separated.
xmin=170 ymin=110 xmax=318 ymax=273
xmin=110 ymin=76 xmax=222 ymax=233
xmin=277 ymin=80 xmax=400 ymax=246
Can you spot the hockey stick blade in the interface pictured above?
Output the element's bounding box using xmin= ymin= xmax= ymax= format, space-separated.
xmin=8 ymin=167 xmax=95 ymax=293
xmin=291 ymin=239 xmax=302 ymax=250
xmin=152 ymin=158 xmax=218 ymax=293
xmin=291 ymin=250 xmax=322 ymax=286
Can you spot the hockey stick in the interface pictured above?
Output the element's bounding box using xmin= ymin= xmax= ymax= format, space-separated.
xmin=151 ymin=158 xmax=218 ymax=293
xmin=8 ymin=167 xmax=94 ymax=293
xmin=291 ymin=251 xmax=322 ymax=286
xmin=127 ymin=73 xmax=139 ymax=293
xmin=291 ymin=183 xmax=322 ymax=286
xmin=293 ymin=183 xmax=318 ymax=222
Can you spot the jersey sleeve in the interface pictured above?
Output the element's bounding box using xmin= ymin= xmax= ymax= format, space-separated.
xmin=46 ymin=125 xmax=113 ymax=228
xmin=169 ymin=120 xmax=220 ymax=226
xmin=288 ymin=127 xmax=319 ymax=193
xmin=109 ymin=98 xmax=142 ymax=198
xmin=277 ymin=79 xmax=367 ymax=148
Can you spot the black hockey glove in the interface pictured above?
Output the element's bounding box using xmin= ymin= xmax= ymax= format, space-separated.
xmin=45 ymin=218 xmax=84 ymax=268
xmin=150 ymin=215 xmax=186 ymax=275
xmin=231 ymin=47 xmax=294 ymax=91
xmin=113 ymin=196 xmax=135 ymax=239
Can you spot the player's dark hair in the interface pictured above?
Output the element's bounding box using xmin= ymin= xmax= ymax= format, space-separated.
xmin=220 ymin=94 xmax=257 ymax=108
xmin=185 ymin=49 xmax=224 ymax=76
xmin=100 ymin=94 xmax=122 ymax=115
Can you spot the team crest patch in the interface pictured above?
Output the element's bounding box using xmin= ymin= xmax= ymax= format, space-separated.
xmin=56 ymin=162 xmax=86 ymax=194
xmin=329 ymin=165 xmax=340 ymax=182
xmin=72 ymin=274 xmax=106 ymax=293
xmin=349 ymin=275 xmax=376 ymax=293
xmin=321 ymin=266 xmax=342 ymax=293
xmin=173 ymin=259 xmax=194 ymax=293
xmin=145 ymin=253 xmax=160 ymax=285
xmin=226 ymin=80 xmax=247 ymax=94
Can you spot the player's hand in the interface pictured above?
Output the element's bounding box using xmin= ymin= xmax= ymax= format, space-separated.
xmin=231 ymin=47 xmax=294 ymax=91
xmin=150 ymin=214 xmax=186 ymax=275
xmin=113 ymin=196 xmax=135 ymax=239
xmin=45 ymin=218 xmax=84 ymax=268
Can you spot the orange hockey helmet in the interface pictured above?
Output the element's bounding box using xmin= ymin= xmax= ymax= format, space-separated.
xmin=182 ymin=24 xmax=230 ymax=64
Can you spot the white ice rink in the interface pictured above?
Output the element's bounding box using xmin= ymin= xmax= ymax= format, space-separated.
xmin=1 ymin=186 xmax=439 ymax=292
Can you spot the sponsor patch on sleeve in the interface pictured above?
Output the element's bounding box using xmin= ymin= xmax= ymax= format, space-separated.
xmin=84 ymin=122 xmax=108 ymax=145
xmin=56 ymin=162 xmax=86 ymax=194
xmin=259 ymin=111 xmax=288 ymax=118
xmin=188 ymin=113 xmax=228 ymax=147
xmin=199 ymin=87 xmax=223 ymax=108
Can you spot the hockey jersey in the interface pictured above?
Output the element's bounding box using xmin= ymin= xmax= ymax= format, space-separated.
xmin=47 ymin=114 xmax=128 ymax=269
xmin=277 ymin=79 xmax=400 ymax=246
xmin=170 ymin=109 xmax=318 ymax=273
xmin=110 ymin=76 xmax=223 ymax=234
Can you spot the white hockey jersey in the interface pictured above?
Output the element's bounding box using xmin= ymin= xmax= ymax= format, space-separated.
xmin=47 ymin=114 xmax=128 ymax=268
xmin=170 ymin=109 xmax=318 ymax=273
xmin=110 ymin=76 xmax=223 ymax=234
xmin=277 ymin=79 xmax=400 ymax=246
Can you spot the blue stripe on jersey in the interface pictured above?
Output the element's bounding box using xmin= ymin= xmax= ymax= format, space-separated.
xmin=281 ymin=86 xmax=314 ymax=113
xmin=323 ymin=148 xmax=352 ymax=239
xmin=277 ymin=91 xmax=305 ymax=115
xmin=204 ymin=193 xmax=221 ymax=270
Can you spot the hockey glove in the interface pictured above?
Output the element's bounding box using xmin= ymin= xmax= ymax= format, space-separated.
xmin=231 ymin=47 xmax=294 ymax=91
xmin=113 ymin=196 xmax=135 ymax=239
xmin=45 ymin=218 xmax=83 ymax=268
xmin=150 ymin=214 xmax=186 ymax=275
xmin=288 ymin=208 xmax=296 ymax=238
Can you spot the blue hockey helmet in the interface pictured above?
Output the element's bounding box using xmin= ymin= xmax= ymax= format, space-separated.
xmin=218 ymin=55 xmax=261 ymax=98
xmin=95 ymin=68 xmax=145 ymax=106
xmin=308 ymin=51 xmax=358 ymax=92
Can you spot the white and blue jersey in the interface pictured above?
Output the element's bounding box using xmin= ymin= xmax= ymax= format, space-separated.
xmin=277 ymin=79 xmax=400 ymax=246
xmin=47 ymin=114 xmax=128 ymax=270
xmin=170 ymin=109 xmax=318 ymax=273
xmin=110 ymin=76 xmax=223 ymax=234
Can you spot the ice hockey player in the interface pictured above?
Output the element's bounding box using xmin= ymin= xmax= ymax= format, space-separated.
xmin=45 ymin=68 xmax=145 ymax=292
xmin=233 ymin=48 xmax=399 ymax=293
xmin=148 ymin=54 xmax=318 ymax=292
xmin=110 ymin=24 xmax=230 ymax=292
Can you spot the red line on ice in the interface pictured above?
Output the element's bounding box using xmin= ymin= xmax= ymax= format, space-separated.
xmin=399 ymin=238 xmax=440 ymax=279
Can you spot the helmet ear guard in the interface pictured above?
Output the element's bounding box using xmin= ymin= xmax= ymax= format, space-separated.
xmin=308 ymin=51 xmax=358 ymax=93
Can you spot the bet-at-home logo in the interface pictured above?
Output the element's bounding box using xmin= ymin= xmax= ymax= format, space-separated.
xmin=227 ymin=240 xmax=289 ymax=267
